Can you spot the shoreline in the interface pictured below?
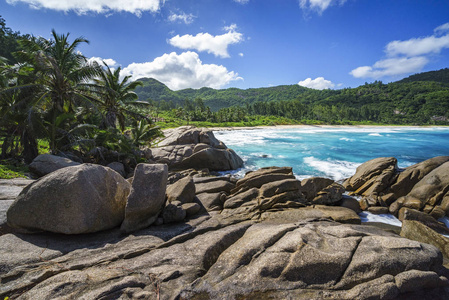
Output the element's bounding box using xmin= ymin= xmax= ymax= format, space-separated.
xmin=209 ymin=124 xmax=449 ymax=131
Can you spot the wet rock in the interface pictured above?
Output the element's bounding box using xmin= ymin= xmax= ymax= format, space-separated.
xmin=7 ymin=164 xmax=130 ymax=234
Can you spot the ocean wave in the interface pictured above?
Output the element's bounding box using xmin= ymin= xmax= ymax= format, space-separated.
xmin=359 ymin=211 xmax=402 ymax=227
xmin=368 ymin=133 xmax=382 ymax=136
xmin=303 ymin=156 xmax=361 ymax=181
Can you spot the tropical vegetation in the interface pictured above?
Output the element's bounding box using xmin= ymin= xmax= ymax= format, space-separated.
xmin=0 ymin=16 xmax=162 ymax=177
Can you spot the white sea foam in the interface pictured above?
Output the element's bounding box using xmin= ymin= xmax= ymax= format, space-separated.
xmin=303 ymin=156 xmax=361 ymax=181
xmin=368 ymin=133 xmax=382 ymax=136
xmin=339 ymin=137 xmax=354 ymax=142
xmin=359 ymin=212 xmax=402 ymax=227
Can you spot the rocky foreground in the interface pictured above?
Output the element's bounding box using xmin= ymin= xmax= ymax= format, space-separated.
xmin=1 ymin=127 xmax=449 ymax=299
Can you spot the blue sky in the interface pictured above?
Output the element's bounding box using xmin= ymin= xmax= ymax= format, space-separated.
xmin=1 ymin=0 xmax=449 ymax=91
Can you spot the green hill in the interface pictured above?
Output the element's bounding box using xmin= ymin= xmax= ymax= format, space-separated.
xmin=397 ymin=68 xmax=449 ymax=84
xmin=134 ymin=69 xmax=449 ymax=125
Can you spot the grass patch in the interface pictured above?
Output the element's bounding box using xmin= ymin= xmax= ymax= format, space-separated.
xmin=0 ymin=160 xmax=29 ymax=179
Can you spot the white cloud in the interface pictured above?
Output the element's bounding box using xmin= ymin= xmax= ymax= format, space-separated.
xmin=121 ymin=51 xmax=243 ymax=90
xmin=298 ymin=77 xmax=335 ymax=90
xmin=88 ymin=57 xmax=118 ymax=67
xmin=350 ymin=57 xmax=429 ymax=78
xmin=233 ymin=0 xmax=249 ymax=4
xmin=239 ymin=53 xmax=244 ymax=57
xmin=386 ymin=35 xmax=449 ymax=57
xmin=350 ymin=23 xmax=449 ymax=79
xmin=168 ymin=24 xmax=243 ymax=58
xmin=299 ymin=0 xmax=347 ymax=14
xmin=168 ymin=12 xmax=196 ymax=24
xmin=6 ymin=0 xmax=163 ymax=16
xmin=434 ymin=23 xmax=449 ymax=35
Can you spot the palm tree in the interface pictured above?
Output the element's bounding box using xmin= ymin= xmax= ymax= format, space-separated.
xmin=14 ymin=30 xmax=101 ymax=152
xmin=93 ymin=62 xmax=145 ymax=131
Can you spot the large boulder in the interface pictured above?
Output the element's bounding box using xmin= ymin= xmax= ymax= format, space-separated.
xmin=29 ymin=154 xmax=81 ymax=177
xmin=392 ymin=161 xmax=449 ymax=217
xmin=388 ymin=156 xmax=449 ymax=199
xmin=159 ymin=126 xmax=224 ymax=148
xmin=343 ymin=157 xmax=397 ymax=195
xmin=7 ymin=164 xmax=130 ymax=234
xmin=150 ymin=126 xmax=243 ymax=171
xmin=120 ymin=164 xmax=168 ymax=233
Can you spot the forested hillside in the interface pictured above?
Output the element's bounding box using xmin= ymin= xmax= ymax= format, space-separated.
xmin=135 ymin=69 xmax=449 ymax=125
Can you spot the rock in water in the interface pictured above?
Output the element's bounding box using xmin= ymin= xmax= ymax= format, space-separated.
xmin=7 ymin=164 xmax=130 ymax=234
xmin=29 ymin=153 xmax=81 ymax=177
xmin=120 ymin=164 xmax=168 ymax=233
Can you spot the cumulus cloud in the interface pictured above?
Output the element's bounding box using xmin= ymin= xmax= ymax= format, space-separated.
xmin=6 ymin=0 xmax=163 ymax=16
xmin=298 ymin=77 xmax=335 ymax=90
xmin=121 ymin=51 xmax=243 ymax=90
xmin=350 ymin=57 xmax=429 ymax=78
xmin=299 ymin=0 xmax=347 ymax=14
xmin=168 ymin=24 xmax=243 ymax=58
xmin=350 ymin=23 xmax=449 ymax=79
xmin=386 ymin=35 xmax=449 ymax=57
xmin=87 ymin=57 xmax=118 ymax=67
xmin=168 ymin=11 xmax=196 ymax=24
xmin=233 ymin=0 xmax=249 ymax=4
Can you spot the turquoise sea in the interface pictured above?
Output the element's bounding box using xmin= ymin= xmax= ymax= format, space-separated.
xmin=215 ymin=126 xmax=449 ymax=227
xmin=215 ymin=126 xmax=449 ymax=181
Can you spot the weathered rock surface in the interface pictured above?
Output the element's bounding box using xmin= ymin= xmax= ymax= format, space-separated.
xmin=343 ymin=157 xmax=398 ymax=193
xmin=150 ymin=126 xmax=243 ymax=171
xmin=196 ymin=192 xmax=225 ymax=212
xmin=388 ymin=156 xmax=449 ymax=199
xmin=28 ymin=153 xmax=81 ymax=177
xmin=2 ymin=168 xmax=449 ymax=299
xmin=312 ymin=182 xmax=345 ymax=205
xmin=300 ymin=177 xmax=334 ymax=201
xmin=345 ymin=156 xmax=449 ymax=219
xmin=166 ymin=176 xmax=195 ymax=204
xmin=401 ymin=220 xmax=449 ymax=259
xmin=7 ymin=164 xmax=130 ymax=234
xmin=398 ymin=208 xmax=449 ymax=235
xmin=120 ymin=164 xmax=168 ymax=233
xmin=389 ymin=161 xmax=449 ymax=217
